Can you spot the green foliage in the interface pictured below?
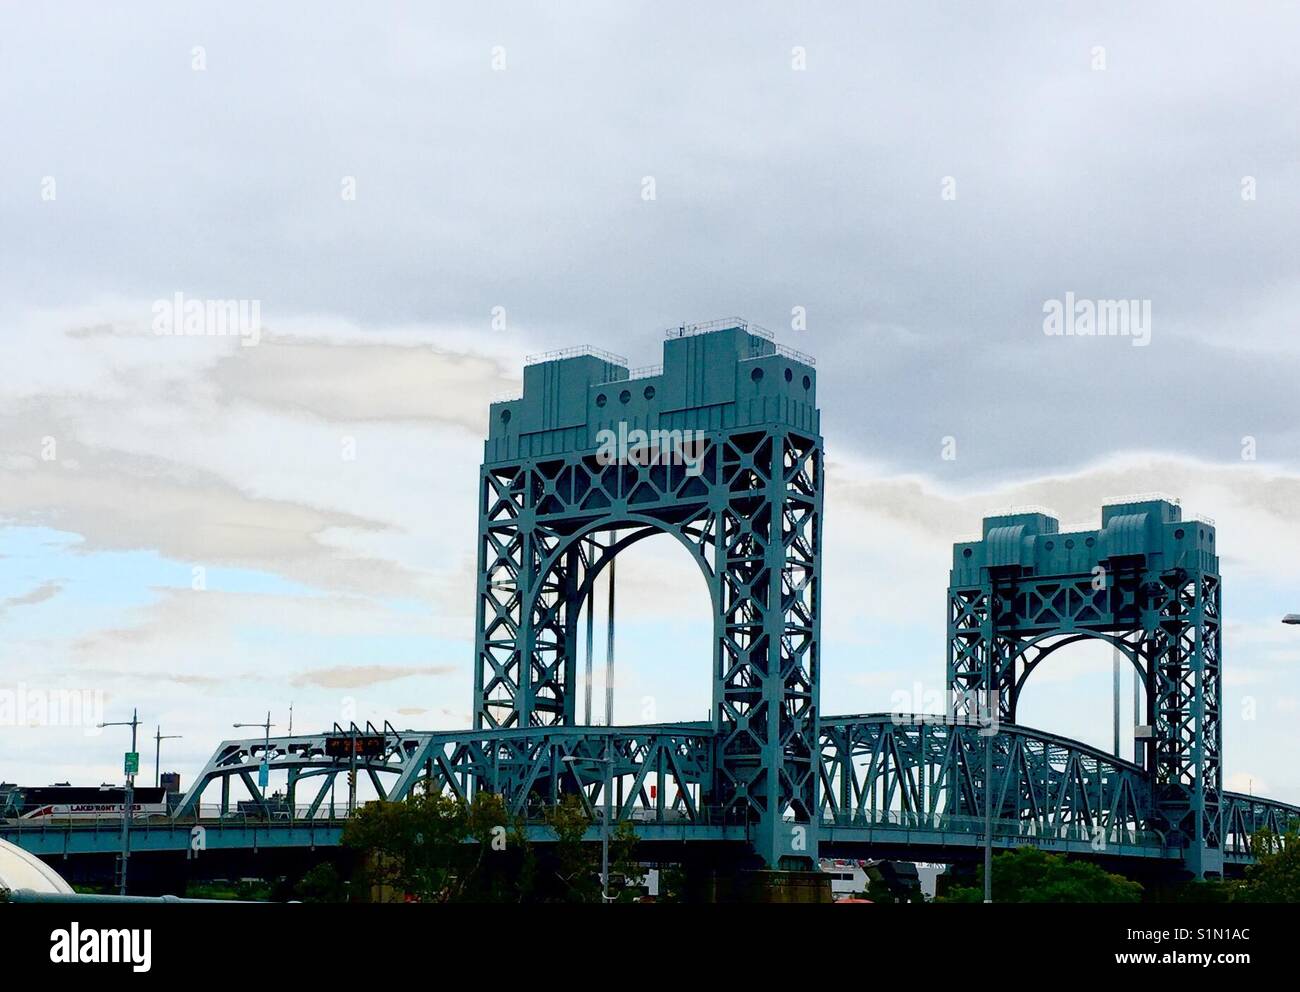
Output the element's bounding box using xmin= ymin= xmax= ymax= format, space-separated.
xmin=609 ymin=819 xmax=644 ymax=902
xmin=460 ymin=791 xmax=537 ymax=903
xmin=545 ymin=794 xmax=600 ymax=903
xmin=296 ymin=862 xmax=348 ymax=903
xmin=184 ymin=879 xmax=272 ymax=901
xmin=1238 ymin=830 xmax=1300 ymax=902
xmin=658 ymin=862 xmax=688 ymax=903
xmin=1166 ymin=878 xmax=1242 ymax=903
xmin=235 ymin=878 xmax=273 ymax=901
xmin=941 ymin=847 xmax=1143 ymax=903
xmin=343 ymin=785 xmax=469 ymax=901
xmin=342 ymin=785 xmax=534 ymax=902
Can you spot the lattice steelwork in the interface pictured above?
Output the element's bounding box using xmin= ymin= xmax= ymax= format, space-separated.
xmin=819 ymin=714 xmax=1153 ymax=847
xmin=947 ymin=499 xmax=1224 ymax=875
xmin=472 ymin=323 xmax=822 ymax=866
xmin=145 ymin=329 xmax=1300 ymax=884
xmin=164 ymin=718 xmax=1298 ymax=868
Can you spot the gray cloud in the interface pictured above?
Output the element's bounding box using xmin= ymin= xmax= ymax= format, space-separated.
xmin=290 ymin=665 xmax=458 ymax=690
xmin=4 ymin=3 xmax=1297 ymax=489
xmin=0 ymin=580 xmax=62 ymax=614
xmin=208 ymin=334 xmax=519 ymax=433
xmin=3 ymin=3 xmax=1299 ymax=795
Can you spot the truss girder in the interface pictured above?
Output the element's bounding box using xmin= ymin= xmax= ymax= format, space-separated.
xmin=175 ymin=725 xmax=717 ymax=824
xmin=1221 ymin=792 xmax=1300 ymax=857
xmin=817 ymin=714 xmax=1155 ymax=847
xmin=174 ymin=717 xmax=1297 ymax=868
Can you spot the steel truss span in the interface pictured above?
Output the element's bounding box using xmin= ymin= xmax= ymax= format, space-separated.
xmin=12 ymin=323 xmax=1295 ymax=879
xmin=159 ymin=715 xmax=1298 ymax=865
xmin=168 ymin=327 xmax=1299 ymax=877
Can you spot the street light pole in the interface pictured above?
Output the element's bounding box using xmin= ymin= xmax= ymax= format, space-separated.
xmin=983 ymin=688 xmax=996 ymax=904
xmin=603 ymin=736 xmax=612 ymax=903
xmin=562 ymin=737 xmax=615 ymax=903
xmin=233 ymin=712 xmax=276 ymax=810
xmin=154 ymin=726 xmax=182 ymax=788
xmin=99 ymin=707 xmax=141 ymax=896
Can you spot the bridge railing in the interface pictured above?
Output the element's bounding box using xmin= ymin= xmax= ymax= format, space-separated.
xmin=818 ymin=808 xmax=1165 ymax=849
xmin=0 ymin=805 xmax=357 ymax=834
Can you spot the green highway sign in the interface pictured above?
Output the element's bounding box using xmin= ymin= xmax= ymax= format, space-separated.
xmin=124 ymin=752 xmax=139 ymax=775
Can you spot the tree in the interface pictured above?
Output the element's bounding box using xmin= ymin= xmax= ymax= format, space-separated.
xmin=296 ymin=862 xmax=348 ymax=903
xmin=1238 ymin=830 xmax=1300 ymax=902
xmin=657 ymin=862 xmax=688 ymax=903
xmin=941 ymin=847 xmax=1143 ymax=903
xmin=461 ymin=791 xmax=536 ymax=903
xmin=342 ymin=785 xmax=470 ymax=902
xmin=544 ymin=794 xmax=600 ymax=902
xmin=609 ymin=820 xmax=645 ymax=902
xmin=343 ymin=786 xmax=537 ymax=903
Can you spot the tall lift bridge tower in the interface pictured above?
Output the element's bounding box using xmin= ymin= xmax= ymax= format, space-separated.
xmin=474 ymin=319 xmax=821 ymax=867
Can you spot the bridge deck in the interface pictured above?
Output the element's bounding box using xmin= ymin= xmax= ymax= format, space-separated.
xmin=5 ymin=714 xmax=1293 ymax=870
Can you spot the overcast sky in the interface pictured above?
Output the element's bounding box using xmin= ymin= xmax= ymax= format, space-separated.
xmin=2 ymin=3 xmax=1299 ymax=807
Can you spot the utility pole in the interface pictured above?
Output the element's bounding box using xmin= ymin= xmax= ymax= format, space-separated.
xmin=983 ymin=688 xmax=996 ymax=904
xmin=563 ymin=737 xmax=615 ymax=903
xmin=154 ymin=725 xmax=182 ymax=788
xmin=99 ymin=707 xmax=141 ymax=896
xmin=234 ymin=712 xmax=276 ymax=811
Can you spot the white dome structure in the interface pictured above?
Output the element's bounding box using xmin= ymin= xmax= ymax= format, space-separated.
xmin=0 ymin=837 xmax=74 ymax=895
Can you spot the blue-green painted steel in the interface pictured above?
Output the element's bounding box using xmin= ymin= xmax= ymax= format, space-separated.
xmin=14 ymin=321 xmax=1296 ymax=882
xmin=9 ymin=719 xmax=1294 ymax=867
xmin=948 ymin=498 xmax=1223 ymax=874
xmin=473 ymin=320 xmax=822 ymax=866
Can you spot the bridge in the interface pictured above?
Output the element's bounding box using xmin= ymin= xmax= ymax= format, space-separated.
xmin=6 ymin=320 xmax=1298 ymax=882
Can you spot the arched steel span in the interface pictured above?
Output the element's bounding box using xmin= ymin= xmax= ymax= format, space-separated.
xmin=171 ymin=715 xmax=1299 ymax=865
xmin=137 ymin=326 xmax=1299 ymax=879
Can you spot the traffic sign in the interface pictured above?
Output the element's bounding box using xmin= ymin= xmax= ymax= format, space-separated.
xmin=124 ymin=752 xmax=139 ymax=775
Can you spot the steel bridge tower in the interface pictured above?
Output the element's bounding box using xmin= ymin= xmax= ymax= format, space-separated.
xmin=472 ymin=320 xmax=822 ymax=867
xmin=947 ymin=498 xmax=1223 ymax=875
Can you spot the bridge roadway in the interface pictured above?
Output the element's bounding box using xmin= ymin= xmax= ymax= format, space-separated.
xmin=5 ymin=714 xmax=1296 ymax=870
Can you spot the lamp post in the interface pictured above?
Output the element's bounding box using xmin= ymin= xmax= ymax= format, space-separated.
xmin=562 ymin=736 xmax=615 ymax=903
xmin=234 ymin=712 xmax=276 ymax=810
xmin=98 ymin=707 xmax=141 ymax=896
xmin=154 ymin=726 xmax=182 ymax=789
xmin=982 ymin=688 xmax=998 ymax=904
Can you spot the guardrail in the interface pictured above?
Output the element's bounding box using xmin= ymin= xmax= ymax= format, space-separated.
xmin=524 ymin=345 xmax=628 ymax=368
xmin=820 ymin=809 xmax=1165 ymax=849
xmin=664 ymin=317 xmax=775 ymax=342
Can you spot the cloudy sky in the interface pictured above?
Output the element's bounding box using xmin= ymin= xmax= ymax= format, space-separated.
xmin=1 ymin=3 xmax=1298 ymax=806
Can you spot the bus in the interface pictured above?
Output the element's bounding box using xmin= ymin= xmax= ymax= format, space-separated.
xmin=3 ymin=784 xmax=171 ymax=821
